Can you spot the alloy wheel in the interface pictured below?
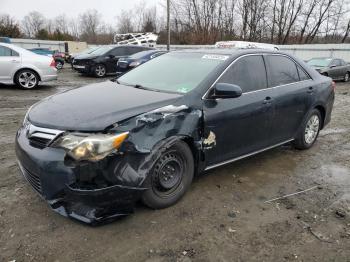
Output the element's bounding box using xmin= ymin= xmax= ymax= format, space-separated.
xmin=18 ymin=72 xmax=37 ymax=89
xmin=95 ymin=65 xmax=106 ymax=77
xmin=304 ymin=114 xmax=320 ymax=145
xmin=56 ymin=62 xmax=63 ymax=70
xmin=345 ymin=73 xmax=349 ymax=82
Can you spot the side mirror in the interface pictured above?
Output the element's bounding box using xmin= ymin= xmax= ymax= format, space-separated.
xmin=330 ymin=65 xmax=336 ymax=68
xmin=108 ymin=54 xmax=115 ymax=59
xmin=212 ymin=83 xmax=243 ymax=99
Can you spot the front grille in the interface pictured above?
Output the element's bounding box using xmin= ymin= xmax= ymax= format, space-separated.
xmin=26 ymin=124 xmax=64 ymax=149
xmin=73 ymin=59 xmax=89 ymax=66
xmin=29 ymin=136 xmax=51 ymax=149
xmin=19 ymin=163 xmax=42 ymax=195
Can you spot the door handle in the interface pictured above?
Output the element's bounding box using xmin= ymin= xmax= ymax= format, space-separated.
xmin=307 ymin=87 xmax=314 ymax=94
xmin=263 ymin=96 xmax=273 ymax=105
xmin=11 ymin=60 xmax=19 ymax=63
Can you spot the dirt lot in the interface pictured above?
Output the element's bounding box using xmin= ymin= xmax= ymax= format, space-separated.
xmin=0 ymin=68 xmax=350 ymax=262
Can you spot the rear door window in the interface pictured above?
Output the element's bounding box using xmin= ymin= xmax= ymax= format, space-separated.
xmin=0 ymin=46 xmax=15 ymax=56
xmin=218 ymin=55 xmax=267 ymax=93
xmin=265 ymin=55 xmax=300 ymax=87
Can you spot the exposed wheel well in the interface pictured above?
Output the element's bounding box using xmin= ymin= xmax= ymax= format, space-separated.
xmin=14 ymin=68 xmax=41 ymax=82
xmin=315 ymin=105 xmax=326 ymax=129
xmin=181 ymin=136 xmax=202 ymax=175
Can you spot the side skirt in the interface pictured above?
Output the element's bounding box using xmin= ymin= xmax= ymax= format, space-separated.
xmin=205 ymin=139 xmax=294 ymax=171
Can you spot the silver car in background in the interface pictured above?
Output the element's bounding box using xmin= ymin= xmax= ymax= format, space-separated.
xmin=0 ymin=43 xmax=57 ymax=89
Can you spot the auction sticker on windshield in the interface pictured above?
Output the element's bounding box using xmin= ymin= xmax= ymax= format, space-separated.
xmin=202 ymin=54 xmax=229 ymax=61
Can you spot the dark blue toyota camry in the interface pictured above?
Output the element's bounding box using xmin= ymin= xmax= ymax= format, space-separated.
xmin=16 ymin=49 xmax=334 ymax=224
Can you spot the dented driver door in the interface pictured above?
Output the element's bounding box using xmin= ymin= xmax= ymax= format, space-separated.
xmin=202 ymin=54 xmax=275 ymax=167
xmin=203 ymin=89 xmax=275 ymax=167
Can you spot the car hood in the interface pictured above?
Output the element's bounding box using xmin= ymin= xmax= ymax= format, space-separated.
xmin=28 ymin=81 xmax=182 ymax=131
xmin=74 ymin=53 xmax=99 ymax=60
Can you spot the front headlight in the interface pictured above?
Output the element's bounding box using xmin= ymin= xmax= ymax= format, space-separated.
xmin=129 ymin=61 xmax=141 ymax=67
xmin=53 ymin=132 xmax=129 ymax=162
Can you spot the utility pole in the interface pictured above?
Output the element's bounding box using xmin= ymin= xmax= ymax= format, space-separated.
xmin=167 ymin=0 xmax=170 ymax=51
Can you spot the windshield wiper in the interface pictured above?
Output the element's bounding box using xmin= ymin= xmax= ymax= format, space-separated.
xmin=122 ymin=82 xmax=161 ymax=92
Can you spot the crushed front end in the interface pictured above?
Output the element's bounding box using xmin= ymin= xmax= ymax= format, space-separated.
xmin=15 ymin=104 xmax=205 ymax=224
xmin=15 ymin=122 xmax=147 ymax=225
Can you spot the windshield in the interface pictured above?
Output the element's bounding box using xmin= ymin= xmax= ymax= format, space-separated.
xmin=118 ymin=52 xmax=228 ymax=93
xmin=89 ymin=46 xmax=114 ymax=56
xmin=307 ymin=58 xmax=332 ymax=67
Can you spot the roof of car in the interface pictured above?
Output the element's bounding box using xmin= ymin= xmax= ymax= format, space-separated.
xmin=172 ymin=48 xmax=283 ymax=56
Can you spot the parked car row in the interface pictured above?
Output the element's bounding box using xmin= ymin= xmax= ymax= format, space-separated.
xmin=71 ymin=45 xmax=154 ymax=77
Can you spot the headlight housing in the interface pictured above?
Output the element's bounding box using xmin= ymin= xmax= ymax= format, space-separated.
xmin=53 ymin=132 xmax=129 ymax=162
xmin=129 ymin=61 xmax=141 ymax=67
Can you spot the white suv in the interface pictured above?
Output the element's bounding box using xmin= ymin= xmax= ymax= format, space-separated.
xmin=0 ymin=43 xmax=57 ymax=89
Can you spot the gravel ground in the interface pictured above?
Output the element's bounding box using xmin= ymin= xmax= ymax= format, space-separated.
xmin=0 ymin=68 xmax=350 ymax=262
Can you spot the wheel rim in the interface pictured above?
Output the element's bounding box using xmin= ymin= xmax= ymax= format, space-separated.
xmin=18 ymin=72 xmax=37 ymax=88
xmin=345 ymin=73 xmax=349 ymax=82
xmin=304 ymin=115 xmax=320 ymax=144
xmin=95 ymin=65 xmax=106 ymax=77
xmin=152 ymin=151 xmax=185 ymax=198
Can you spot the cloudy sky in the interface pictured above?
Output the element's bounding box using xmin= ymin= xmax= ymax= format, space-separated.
xmin=1 ymin=0 xmax=162 ymax=24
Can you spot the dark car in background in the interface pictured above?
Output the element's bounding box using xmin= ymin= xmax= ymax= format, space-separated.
xmin=29 ymin=48 xmax=66 ymax=69
xmin=72 ymin=45 xmax=153 ymax=77
xmin=16 ymin=50 xmax=334 ymax=224
xmin=67 ymin=46 xmax=101 ymax=65
xmin=116 ymin=50 xmax=167 ymax=75
xmin=307 ymin=57 xmax=350 ymax=81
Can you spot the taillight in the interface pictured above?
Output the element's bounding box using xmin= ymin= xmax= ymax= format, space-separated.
xmin=50 ymin=59 xmax=56 ymax=68
xmin=331 ymin=81 xmax=336 ymax=91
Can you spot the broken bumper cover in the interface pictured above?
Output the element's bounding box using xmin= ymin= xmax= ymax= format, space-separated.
xmin=48 ymin=184 xmax=145 ymax=224
xmin=15 ymin=127 xmax=146 ymax=224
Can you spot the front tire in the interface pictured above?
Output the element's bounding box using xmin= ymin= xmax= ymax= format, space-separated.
xmin=344 ymin=72 xmax=349 ymax=82
xmin=293 ymin=109 xmax=322 ymax=150
xmin=142 ymin=141 xmax=194 ymax=209
xmin=94 ymin=64 xmax=106 ymax=78
xmin=15 ymin=70 xmax=39 ymax=89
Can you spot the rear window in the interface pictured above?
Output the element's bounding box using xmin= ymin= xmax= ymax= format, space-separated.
xmin=266 ymin=55 xmax=299 ymax=87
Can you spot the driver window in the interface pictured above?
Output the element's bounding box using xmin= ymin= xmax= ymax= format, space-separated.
xmin=218 ymin=55 xmax=267 ymax=93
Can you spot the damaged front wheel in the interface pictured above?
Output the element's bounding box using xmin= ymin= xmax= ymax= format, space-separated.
xmin=142 ymin=141 xmax=194 ymax=209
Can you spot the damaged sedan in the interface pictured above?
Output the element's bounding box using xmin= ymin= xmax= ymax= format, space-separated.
xmin=15 ymin=49 xmax=334 ymax=224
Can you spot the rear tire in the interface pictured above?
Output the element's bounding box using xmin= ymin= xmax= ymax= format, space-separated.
xmin=142 ymin=141 xmax=194 ymax=209
xmin=55 ymin=60 xmax=64 ymax=70
xmin=15 ymin=69 xmax=39 ymax=89
xmin=344 ymin=72 xmax=349 ymax=82
xmin=292 ymin=109 xmax=322 ymax=150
